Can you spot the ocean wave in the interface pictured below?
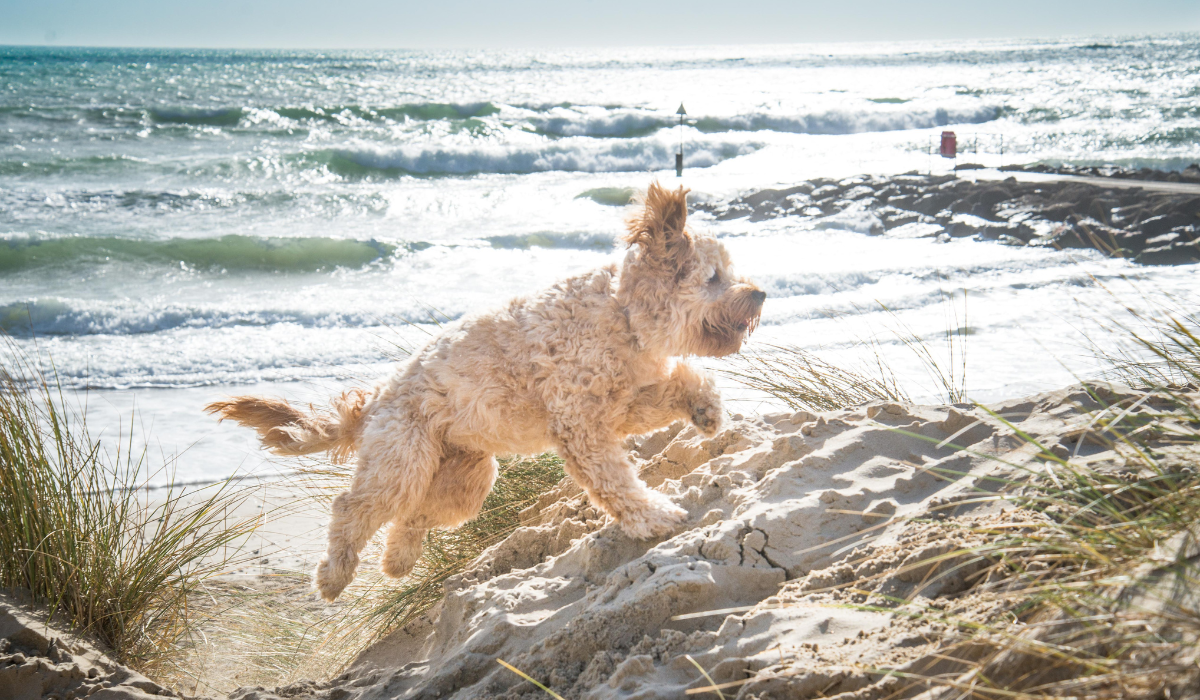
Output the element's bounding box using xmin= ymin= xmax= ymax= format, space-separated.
xmin=484 ymin=231 xmax=616 ymax=250
xmin=0 ymin=102 xmax=503 ymax=132
xmin=267 ymin=102 xmax=501 ymax=123
xmin=518 ymin=104 xmax=1001 ymax=138
xmin=150 ymin=107 xmax=245 ymax=127
xmin=575 ymin=187 xmax=637 ymax=206
xmin=0 ymin=297 xmax=449 ymax=337
xmin=0 ymin=234 xmax=409 ymax=273
xmin=524 ymin=108 xmax=665 ymax=137
xmin=693 ymin=105 xmax=1001 ymax=135
xmin=0 ymin=154 xmax=150 ymax=178
xmin=0 ymin=188 xmax=390 ymax=219
xmin=321 ymin=137 xmax=761 ymax=175
xmin=3 ymin=102 xmax=1000 ymax=140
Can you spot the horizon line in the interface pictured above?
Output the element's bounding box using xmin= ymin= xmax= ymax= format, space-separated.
xmin=2 ymin=30 xmax=1197 ymax=54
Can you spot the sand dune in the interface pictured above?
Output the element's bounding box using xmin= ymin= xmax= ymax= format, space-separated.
xmin=222 ymin=382 xmax=1163 ymax=700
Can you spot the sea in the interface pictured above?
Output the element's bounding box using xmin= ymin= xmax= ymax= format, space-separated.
xmin=2 ymin=36 xmax=1198 ymax=483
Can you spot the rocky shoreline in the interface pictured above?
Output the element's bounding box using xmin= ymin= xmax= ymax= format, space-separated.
xmin=1000 ymin=162 xmax=1200 ymax=185
xmin=695 ymin=168 xmax=1200 ymax=266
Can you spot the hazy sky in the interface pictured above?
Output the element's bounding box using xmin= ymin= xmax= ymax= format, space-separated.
xmin=3 ymin=0 xmax=1199 ymax=49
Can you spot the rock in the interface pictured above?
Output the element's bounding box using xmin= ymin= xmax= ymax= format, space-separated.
xmin=1135 ymin=238 xmax=1200 ymax=265
xmin=1139 ymin=213 xmax=1195 ymax=237
xmin=697 ymin=171 xmax=1200 ymax=266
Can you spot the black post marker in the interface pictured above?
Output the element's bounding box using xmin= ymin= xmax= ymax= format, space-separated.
xmin=676 ymin=103 xmax=686 ymax=177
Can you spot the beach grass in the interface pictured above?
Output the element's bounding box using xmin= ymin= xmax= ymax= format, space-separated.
xmin=728 ymin=291 xmax=970 ymax=411
xmin=0 ymin=345 xmax=261 ymax=673
xmin=725 ymin=342 xmax=909 ymax=411
xmin=899 ymin=386 xmax=1200 ymax=698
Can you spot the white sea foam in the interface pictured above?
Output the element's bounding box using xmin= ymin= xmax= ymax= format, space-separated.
xmin=694 ymin=105 xmax=1001 ymax=135
xmin=329 ymin=135 xmax=762 ymax=174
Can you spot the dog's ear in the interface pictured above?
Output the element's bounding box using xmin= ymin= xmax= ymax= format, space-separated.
xmin=623 ymin=182 xmax=693 ymax=276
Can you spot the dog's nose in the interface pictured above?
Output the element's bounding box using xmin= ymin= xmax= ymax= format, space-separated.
xmin=751 ymin=290 xmax=766 ymax=304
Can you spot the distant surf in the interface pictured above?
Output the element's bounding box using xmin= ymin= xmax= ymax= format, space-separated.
xmin=0 ymin=235 xmax=402 ymax=273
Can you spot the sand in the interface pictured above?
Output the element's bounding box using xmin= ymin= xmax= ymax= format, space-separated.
xmin=0 ymin=591 xmax=176 ymax=700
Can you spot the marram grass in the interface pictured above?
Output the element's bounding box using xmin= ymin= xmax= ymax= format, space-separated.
xmin=0 ymin=347 xmax=260 ymax=672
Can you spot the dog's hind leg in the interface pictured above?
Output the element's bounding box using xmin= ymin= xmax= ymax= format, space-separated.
xmin=315 ymin=417 xmax=443 ymax=602
xmin=380 ymin=446 xmax=497 ymax=579
xmin=314 ymin=488 xmax=393 ymax=602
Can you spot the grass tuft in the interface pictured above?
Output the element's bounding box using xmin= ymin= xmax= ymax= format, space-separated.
xmin=941 ymin=387 xmax=1200 ymax=698
xmin=0 ymin=345 xmax=260 ymax=672
xmin=726 ymin=342 xmax=909 ymax=412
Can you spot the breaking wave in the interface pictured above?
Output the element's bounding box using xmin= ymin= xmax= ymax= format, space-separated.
xmin=513 ymin=104 xmax=1001 ymax=138
xmin=0 ymin=234 xmax=406 ymax=273
xmin=484 ymin=231 xmax=616 ymax=249
xmin=694 ymin=105 xmax=1001 ymax=134
xmin=0 ymin=297 xmax=450 ymax=337
xmin=322 ymin=138 xmax=761 ymax=175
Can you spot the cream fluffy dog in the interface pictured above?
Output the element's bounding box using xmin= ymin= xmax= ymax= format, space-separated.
xmin=207 ymin=183 xmax=765 ymax=602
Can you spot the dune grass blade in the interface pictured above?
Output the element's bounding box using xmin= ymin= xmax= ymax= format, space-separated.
xmin=497 ymin=658 xmax=567 ymax=700
xmin=0 ymin=346 xmax=260 ymax=672
xmin=725 ymin=343 xmax=909 ymax=411
xmin=877 ymin=288 xmax=969 ymax=404
xmin=684 ymin=654 xmax=727 ymax=699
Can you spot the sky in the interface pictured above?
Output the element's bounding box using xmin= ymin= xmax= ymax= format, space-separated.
xmin=1 ymin=0 xmax=1199 ymax=49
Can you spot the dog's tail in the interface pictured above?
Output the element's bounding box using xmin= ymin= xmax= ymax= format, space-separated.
xmin=204 ymin=389 xmax=369 ymax=463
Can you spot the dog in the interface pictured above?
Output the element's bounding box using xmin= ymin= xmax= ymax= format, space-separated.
xmin=206 ymin=182 xmax=765 ymax=602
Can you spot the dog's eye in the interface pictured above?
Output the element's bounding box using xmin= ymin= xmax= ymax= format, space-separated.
xmin=708 ymin=270 xmax=720 ymax=284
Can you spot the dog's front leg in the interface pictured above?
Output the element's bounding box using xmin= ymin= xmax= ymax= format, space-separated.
xmin=554 ymin=430 xmax=687 ymax=539
xmin=619 ymin=361 xmax=724 ymax=437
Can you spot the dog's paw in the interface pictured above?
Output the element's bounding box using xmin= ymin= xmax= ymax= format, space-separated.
xmin=314 ymin=551 xmax=358 ymax=602
xmin=381 ymin=531 xmax=424 ymax=579
xmin=615 ymin=493 xmax=689 ymax=539
xmin=688 ymin=387 xmax=724 ymax=437
xmin=674 ymin=363 xmax=724 ymax=437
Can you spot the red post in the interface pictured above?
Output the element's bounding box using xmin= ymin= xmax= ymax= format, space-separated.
xmin=939 ymin=131 xmax=957 ymax=159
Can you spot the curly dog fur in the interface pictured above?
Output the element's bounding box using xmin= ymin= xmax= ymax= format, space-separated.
xmin=207 ymin=182 xmax=765 ymax=602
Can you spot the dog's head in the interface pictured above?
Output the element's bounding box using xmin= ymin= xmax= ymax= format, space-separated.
xmin=618 ymin=182 xmax=765 ymax=358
